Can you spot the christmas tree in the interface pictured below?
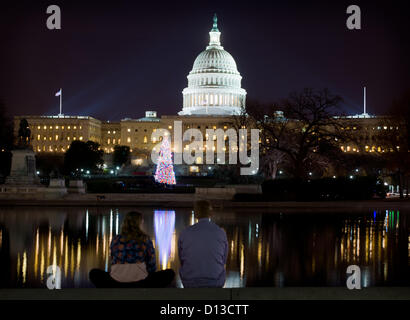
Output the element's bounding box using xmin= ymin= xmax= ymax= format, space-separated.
xmin=154 ymin=135 xmax=176 ymax=185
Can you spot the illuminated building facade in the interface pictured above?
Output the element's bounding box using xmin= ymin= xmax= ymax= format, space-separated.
xmin=13 ymin=115 xmax=101 ymax=153
xmin=11 ymin=16 xmax=405 ymax=175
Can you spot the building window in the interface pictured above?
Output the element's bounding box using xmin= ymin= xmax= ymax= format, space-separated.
xmin=127 ymin=137 xmax=131 ymax=143
xmin=190 ymin=166 xmax=199 ymax=173
xmin=143 ymin=136 xmax=147 ymax=144
xmin=127 ymin=128 xmax=131 ymax=132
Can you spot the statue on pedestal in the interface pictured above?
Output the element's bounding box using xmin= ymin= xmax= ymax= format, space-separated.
xmin=4 ymin=119 xmax=41 ymax=186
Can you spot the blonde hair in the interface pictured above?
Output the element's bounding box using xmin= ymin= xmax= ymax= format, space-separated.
xmin=120 ymin=211 xmax=148 ymax=242
xmin=194 ymin=200 xmax=213 ymax=220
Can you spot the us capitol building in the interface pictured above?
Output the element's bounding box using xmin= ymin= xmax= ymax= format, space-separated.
xmin=13 ymin=15 xmax=394 ymax=174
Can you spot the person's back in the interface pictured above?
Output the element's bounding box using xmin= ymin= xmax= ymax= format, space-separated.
xmin=178 ymin=201 xmax=228 ymax=288
xmin=89 ymin=211 xmax=175 ymax=288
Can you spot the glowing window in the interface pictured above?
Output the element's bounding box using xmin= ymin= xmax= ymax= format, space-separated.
xmin=189 ymin=166 xmax=199 ymax=173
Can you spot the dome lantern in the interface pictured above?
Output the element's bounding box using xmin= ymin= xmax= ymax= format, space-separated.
xmin=208 ymin=14 xmax=222 ymax=48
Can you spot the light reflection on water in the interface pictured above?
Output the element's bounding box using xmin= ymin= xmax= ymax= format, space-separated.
xmin=0 ymin=207 xmax=409 ymax=288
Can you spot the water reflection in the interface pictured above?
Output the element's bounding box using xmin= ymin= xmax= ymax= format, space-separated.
xmin=154 ymin=210 xmax=175 ymax=270
xmin=0 ymin=207 xmax=409 ymax=288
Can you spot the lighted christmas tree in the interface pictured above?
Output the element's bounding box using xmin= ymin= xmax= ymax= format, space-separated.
xmin=154 ymin=135 xmax=176 ymax=185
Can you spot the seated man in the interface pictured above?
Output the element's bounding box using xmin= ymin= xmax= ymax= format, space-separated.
xmin=178 ymin=200 xmax=228 ymax=288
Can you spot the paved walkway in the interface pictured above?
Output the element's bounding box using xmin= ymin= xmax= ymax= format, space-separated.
xmin=1 ymin=287 xmax=409 ymax=300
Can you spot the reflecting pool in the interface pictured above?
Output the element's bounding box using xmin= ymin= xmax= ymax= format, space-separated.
xmin=0 ymin=207 xmax=409 ymax=288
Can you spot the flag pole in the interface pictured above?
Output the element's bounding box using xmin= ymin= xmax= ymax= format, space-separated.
xmin=59 ymin=88 xmax=62 ymax=116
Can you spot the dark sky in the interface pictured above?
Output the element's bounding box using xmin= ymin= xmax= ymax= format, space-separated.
xmin=1 ymin=0 xmax=409 ymax=121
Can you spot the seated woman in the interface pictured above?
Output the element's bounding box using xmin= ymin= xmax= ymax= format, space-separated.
xmin=89 ymin=211 xmax=175 ymax=288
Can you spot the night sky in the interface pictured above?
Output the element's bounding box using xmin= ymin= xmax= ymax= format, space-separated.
xmin=1 ymin=0 xmax=409 ymax=121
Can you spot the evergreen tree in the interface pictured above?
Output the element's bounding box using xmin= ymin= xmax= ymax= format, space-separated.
xmin=154 ymin=136 xmax=176 ymax=185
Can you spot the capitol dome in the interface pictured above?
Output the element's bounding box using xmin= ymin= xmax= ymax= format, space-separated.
xmin=191 ymin=49 xmax=239 ymax=75
xmin=179 ymin=15 xmax=246 ymax=116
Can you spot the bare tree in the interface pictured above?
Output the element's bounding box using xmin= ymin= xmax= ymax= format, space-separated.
xmin=235 ymin=89 xmax=349 ymax=179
